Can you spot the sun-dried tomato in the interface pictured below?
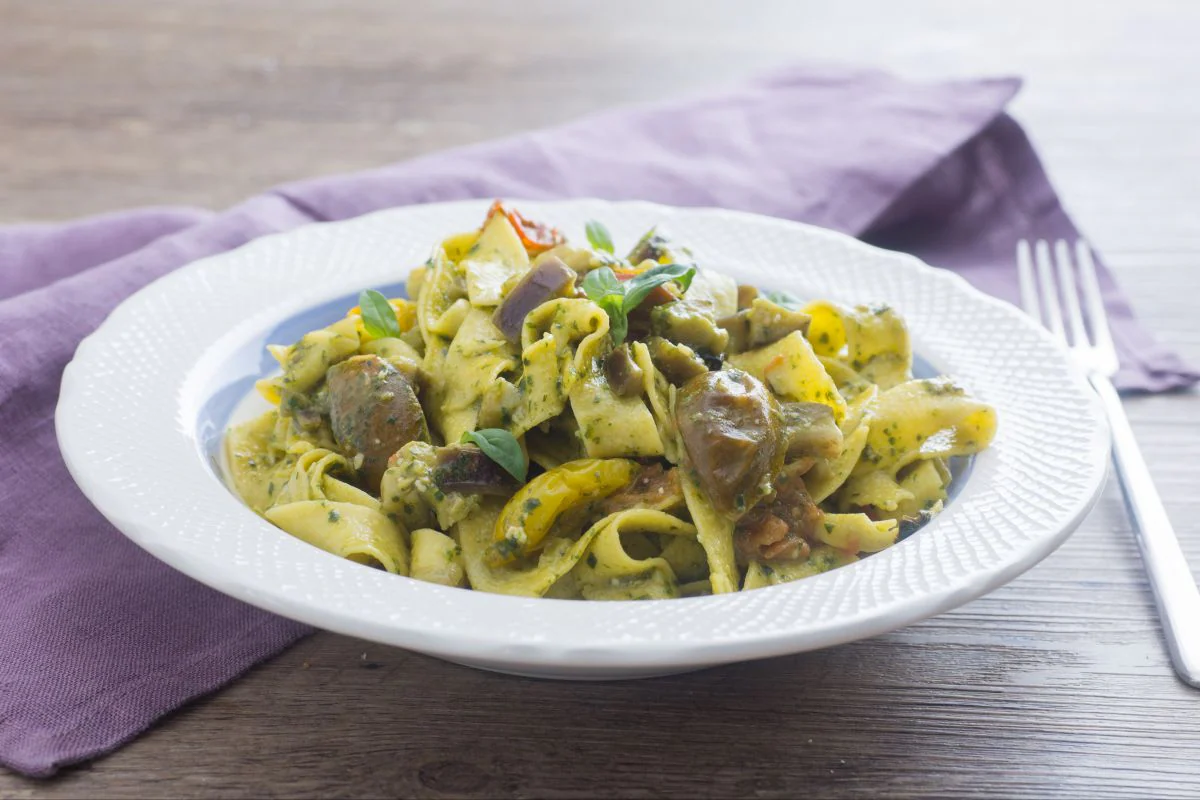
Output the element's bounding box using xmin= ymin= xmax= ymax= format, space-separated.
xmin=484 ymin=200 xmax=565 ymax=254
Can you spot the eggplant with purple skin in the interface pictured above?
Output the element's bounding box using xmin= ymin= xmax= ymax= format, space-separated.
xmin=326 ymin=354 xmax=429 ymax=492
xmin=779 ymin=401 xmax=843 ymax=459
xmin=605 ymin=344 xmax=645 ymax=398
xmin=627 ymin=228 xmax=673 ymax=265
xmin=650 ymin=301 xmax=730 ymax=355
xmin=733 ymin=466 xmax=823 ymax=563
xmin=599 ymin=463 xmax=684 ymax=515
xmin=432 ymin=444 xmax=520 ymax=496
xmin=646 ymin=336 xmax=708 ymax=385
xmin=719 ymin=297 xmax=811 ymax=354
xmin=675 ymin=369 xmax=784 ymax=517
xmin=491 ymin=256 xmax=576 ymax=342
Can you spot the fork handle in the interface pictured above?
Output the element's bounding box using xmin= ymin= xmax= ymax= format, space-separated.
xmin=1091 ymin=373 xmax=1200 ymax=687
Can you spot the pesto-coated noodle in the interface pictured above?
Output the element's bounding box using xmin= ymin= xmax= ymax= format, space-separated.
xmin=225 ymin=202 xmax=997 ymax=597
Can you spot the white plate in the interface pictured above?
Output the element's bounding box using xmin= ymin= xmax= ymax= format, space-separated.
xmin=56 ymin=199 xmax=1109 ymax=679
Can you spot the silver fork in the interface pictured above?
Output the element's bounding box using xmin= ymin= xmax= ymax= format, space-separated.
xmin=1018 ymin=239 xmax=1200 ymax=688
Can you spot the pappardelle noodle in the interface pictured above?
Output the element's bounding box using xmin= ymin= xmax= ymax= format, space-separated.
xmin=225 ymin=202 xmax=997 ymax=599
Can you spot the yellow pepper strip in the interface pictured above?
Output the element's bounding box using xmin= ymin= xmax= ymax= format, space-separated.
xmin=488 ymin=458 xmax=638 ymax=566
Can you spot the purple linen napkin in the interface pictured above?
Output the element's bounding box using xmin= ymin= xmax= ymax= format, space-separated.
xmin=1 ymin=65 xmax=1195 ymax=779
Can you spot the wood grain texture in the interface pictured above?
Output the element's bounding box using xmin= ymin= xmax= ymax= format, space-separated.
xmin=2 ymin=1 xmax=1199 ymax=797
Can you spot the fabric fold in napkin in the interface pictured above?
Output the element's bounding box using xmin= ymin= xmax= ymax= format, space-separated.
xmin=1 ymin=64 xmax=1195 ymax=778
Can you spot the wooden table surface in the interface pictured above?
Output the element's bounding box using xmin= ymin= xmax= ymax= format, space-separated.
xmin=3 ymin=1 xmax=1199 ymax=797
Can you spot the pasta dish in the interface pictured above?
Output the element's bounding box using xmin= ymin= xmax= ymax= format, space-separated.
xmin=225 ymin=203 xmax=997 ymax=599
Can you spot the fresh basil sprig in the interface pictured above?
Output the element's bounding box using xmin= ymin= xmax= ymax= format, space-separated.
xmin=581 ymin=264 xmax=697 ymax=345
xmin=585 ymin=220 xmax=614 ymax=254
xmin=626 ymin=263 xmax=695 ymax=308
xmin=581 ymin=266 xmax=629 ymax=343
xmin=461 ymin=428 xmax=527 ymax=482
xmin=358 ymin=289 xmax=402 ymax=339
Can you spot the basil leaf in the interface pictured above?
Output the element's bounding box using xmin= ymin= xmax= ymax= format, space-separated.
xmin=623 ymin=264 xmax=697 ymax=314
xmin=461 ymin=429 xmax=527 ymax=483
xmin=581 ymin=264 xmax=696 ymax=346
xmin=582 ymin=267 xmax=632 ymax=345
xmin=581 ymin=266 xmax=622 ymax=299
xmin=358 ymin=289 xmax=402 ymax=339
xmin=598 ymin=294 xmax=629 ymax=345
xmin=585 ymin=220 xmax=614 ymax=254
xmin=765 ymin=289 xmax=804 ymax=311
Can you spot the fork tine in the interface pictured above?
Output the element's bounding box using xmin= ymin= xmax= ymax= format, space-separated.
xmin=1034 ymin=239 xmax=1065 ymax=340
xmin=1075 ymin=240 xmax=1116 ymax=355
xmin=1016 ymin=240 xmax=1042 ymax=322
xmin=1055 ymin=239 xmax=1089 ymax=346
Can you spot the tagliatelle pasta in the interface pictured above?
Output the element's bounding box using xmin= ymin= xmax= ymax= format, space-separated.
xmin=225 ymin=202 xmax=997 ymax=599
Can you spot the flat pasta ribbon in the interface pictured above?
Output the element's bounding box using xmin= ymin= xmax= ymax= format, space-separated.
xmin=805 ymin=301 xmax=912 ymax=391
xmin=570 ymin=370 xmax=664 ymax=459
xmin=805 ymin=386 xmax=877 ymax=504
xmin=461 ymin=210 xmax=531 ymax=307
xmin=266 ymin=500 xmax=409 ymax=575
xmin=435 ymin=307 xmax=519 ymax=442
xmin=569 ymin=509 xmax=697 ymax=600
xmin=853 ymin=377 xmax=997 ymax=476
xmin=417 ymin=245 xmax=471 ymax=340
xmin=509 ymin=298 xmax=609 ymax=435
xmin=457 ymin=501 xmax=694 ymax=598
xmin=225 ymin=411 xmax=294 ymax=514
xmin=258 ymin=445 xmax=410 ymax=574
xmin=632 ymin=340 xmax=681 ymax=463
xmin=679 ymin=470 xmax=739 ymax=594
xmin=744 ymin=545 xmax=859 ymax=591
xmin=728 ymin=331 xmax=847 ymax=422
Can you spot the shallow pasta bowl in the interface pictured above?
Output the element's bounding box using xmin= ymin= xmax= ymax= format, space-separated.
xmin=56 ymin=199 xmax=1109 ymax=679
